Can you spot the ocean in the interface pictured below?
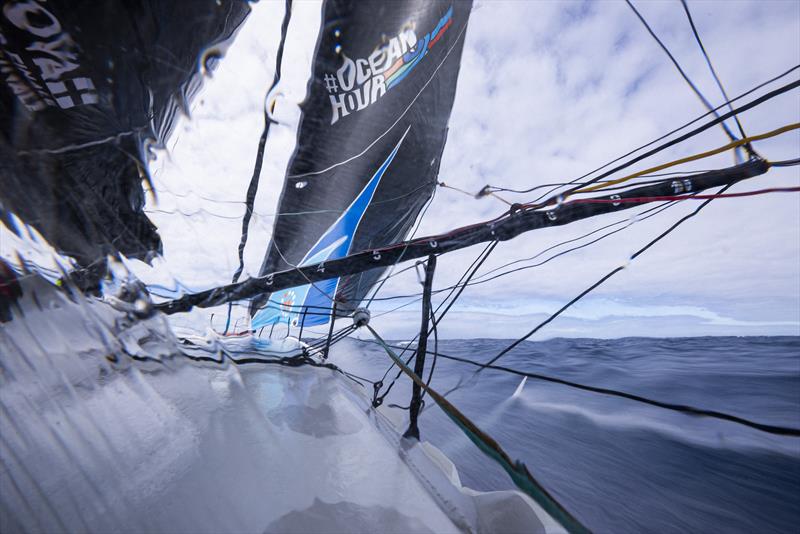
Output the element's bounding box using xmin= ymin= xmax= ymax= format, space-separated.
xmin=329 ymin=335 xmax=800 ymax=533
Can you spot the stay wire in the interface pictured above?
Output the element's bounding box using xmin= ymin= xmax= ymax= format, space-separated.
xmin=528 ymin=65 xmax=799 ymax=205
xmin=487 ymin=169 xmax=712 ymax=196
xmin=372 ymin=242 xmax=497 ymax=404
xmin=365 ymin=326 xmax=590 ymax=534
xmin=354 ymin=339 xmax=800 ymax=438
xmin=771 ymin=157 xmax=800 ymax=167
xmin=680 ymin=0 xmax=751 ymax=148
xmin=469 ymin=202 xmax=680 ymax=287
xmin=625 ymin=0 xmax=744 ymax=155
xmin=474 ymin=200 xmax=676 ymax=280
xmin=224 ymin=0 xmax=293 ymax=335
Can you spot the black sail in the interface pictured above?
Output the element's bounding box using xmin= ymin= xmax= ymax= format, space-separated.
xmin=250 ymin=0 xmax=472 ymax=329
xmin=0 ymin=0 xmax=250 ymax=290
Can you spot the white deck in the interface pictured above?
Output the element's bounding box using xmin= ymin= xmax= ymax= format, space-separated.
xmin=0 ymin=280 xmax=559 ymax=532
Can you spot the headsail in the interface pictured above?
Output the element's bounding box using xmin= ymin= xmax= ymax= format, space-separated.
xmin=250 ymin=0 xmax=472 ymax=329
xmin=0 ymin=0 xmax=249 ymax=290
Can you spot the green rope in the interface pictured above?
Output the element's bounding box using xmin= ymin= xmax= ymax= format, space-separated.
xmin=366 ymin=326 xmax=590 ymax=534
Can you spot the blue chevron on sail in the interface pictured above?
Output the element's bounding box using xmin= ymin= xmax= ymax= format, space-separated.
xmin=251 ymin=127 xmax=410 ymax=330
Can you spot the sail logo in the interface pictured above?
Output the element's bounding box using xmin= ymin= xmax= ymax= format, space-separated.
xmin=0 ymin=0 xmax=99 ymax=111
xmin=325 ymin=6 xmax=453 ymax=125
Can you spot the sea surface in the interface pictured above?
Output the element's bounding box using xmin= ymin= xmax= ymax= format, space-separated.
xmin=330 ymin=335 xmax=800 ymax=534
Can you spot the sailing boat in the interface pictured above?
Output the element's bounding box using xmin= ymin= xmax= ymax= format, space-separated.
xmin=2 ymin=0 xmax=798 ymax=532
xmin=0 ymin=0 xmax=572 ymax=532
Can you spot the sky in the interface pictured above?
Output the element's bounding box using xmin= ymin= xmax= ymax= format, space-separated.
xmin=129 ymin=0 xmax=800 ymax=339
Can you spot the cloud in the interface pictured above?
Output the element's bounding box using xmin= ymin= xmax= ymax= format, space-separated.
xmin=130 ymin=1 xmax=800 ymax=338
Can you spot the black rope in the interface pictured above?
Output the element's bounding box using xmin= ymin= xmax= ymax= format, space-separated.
xmin=421 ymin=306 xmax=439 ymax=401
xmin=680 ymin=0 xmax=752 ymax=153
xmin=529 ymin=64 xmax=798 ymax=205
xmin=372 ymin=242 xmax=497 ymax=406
xmin=354 ymin=339 xmax=800 ymax=438
xmin=771 ymin=157 xmax=800 ymax=167
xmin=529 ymin=80 xmax=796 ymax=211
xmin=224 ymin=0 xmax=293 ymax=334
xmin=625 ymin=0 xmax=743 ymax=152
xmin=487 ymin=169 xmax=712 ymax=196
xmin=473 ymin=200 xmax=676 ymax=281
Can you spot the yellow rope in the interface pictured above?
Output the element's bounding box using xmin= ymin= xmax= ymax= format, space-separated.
xmin=573 ymin=122 xmax=800 ymax=195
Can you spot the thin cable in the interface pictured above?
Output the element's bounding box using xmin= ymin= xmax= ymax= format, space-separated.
xmin=354 ymin=339 xmax=800 ymax=438
xmin=771 ymin=158 xmax=800 ymax=167
xmin=680 ymin=0 xmax=751 ymax=148
xmin=567 ymin=186 xmax=800 ymax=205
xmin=569 ymin=122 xmax=799 ymax=195
xmin=224 ymin=0 xmax=293 ymax=335
xmin=372 ymin=242 xmax=497 ymax=403
xmin=486 ymin=169 xmax=712 ymax=196
xmin=626 ymin=0 xmax=743 ymax=152
xmin=529 ymin=65 xmax=799 ymax=205
xmin=481 ymin=181 xmax=736 ymax=372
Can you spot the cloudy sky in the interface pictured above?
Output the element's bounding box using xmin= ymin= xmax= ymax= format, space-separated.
xmin=135 ymin=0 xmax=799 ymax=339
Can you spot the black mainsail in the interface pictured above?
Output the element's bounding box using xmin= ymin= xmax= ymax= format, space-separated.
xmin=250 ymin=0 xmax=472 ymax=329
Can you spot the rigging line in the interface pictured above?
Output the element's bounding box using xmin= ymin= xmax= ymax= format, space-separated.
xmin=156 ymin=159 xmax=769 ymax=314
xmin=421 ymin=306 xmax=439 ymax=400
xmin=365 ymin=326 xmax=590 ymax=534
xmin=472 ymin=201 xmax=679 ymax=284
xmin=304 ymin=324 xmax=354 ymax=349
xmin=625 ymin=0 xmax=743 ymax=154
xmin=567 ymin=186 xmax=800 ymax=205
xmin=432 ymin=204 xmax=672 ymax=291
xmin=365 ymin=182 xmax=439 ymax=309
xmin=481 ymin=182 xmax=736 ymax=373
xmin=680 ymin=0 xmax=751 ymax=147
xmin=373 ymin=242 xmax=496 ymax=401
xmin=373 ymin=241 xmax=498 ymax=401
xmin=354 ymin=339 xmax=800 ymax=438
xmin=367 ymin=200 xmax=680 ymax=303
xmin=486 ymin=169 xmax=712 ymax=195
xmin=440 ymin=181 xmax=512 ymax=206
xmin=371 ymin=295 xmax=425 ymax=318
xmin=431 ymin=241 xmax=498 ymax=328
xmin=771 ymin=157 xmax=800 ymax=167
xmin=225 ymin=0 xmax=293 ymax=335
xmin=568 ymin=122 xmax=800 ymax=196
xmin=529 ymin=65 xmax=799 ymax=205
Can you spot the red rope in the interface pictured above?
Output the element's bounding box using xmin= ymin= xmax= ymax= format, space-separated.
xmin=564 ymin=186 xmax=800 ymax=206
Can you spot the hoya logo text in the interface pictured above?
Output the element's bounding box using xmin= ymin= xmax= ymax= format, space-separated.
xmin=1 ymin=0 xmax=98 ymax=111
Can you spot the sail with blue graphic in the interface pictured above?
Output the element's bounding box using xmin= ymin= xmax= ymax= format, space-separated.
xmin=248 ymin=0 xmax=472 ymax=329
xmin=252 ymin=131 xmax=408 ymax=329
